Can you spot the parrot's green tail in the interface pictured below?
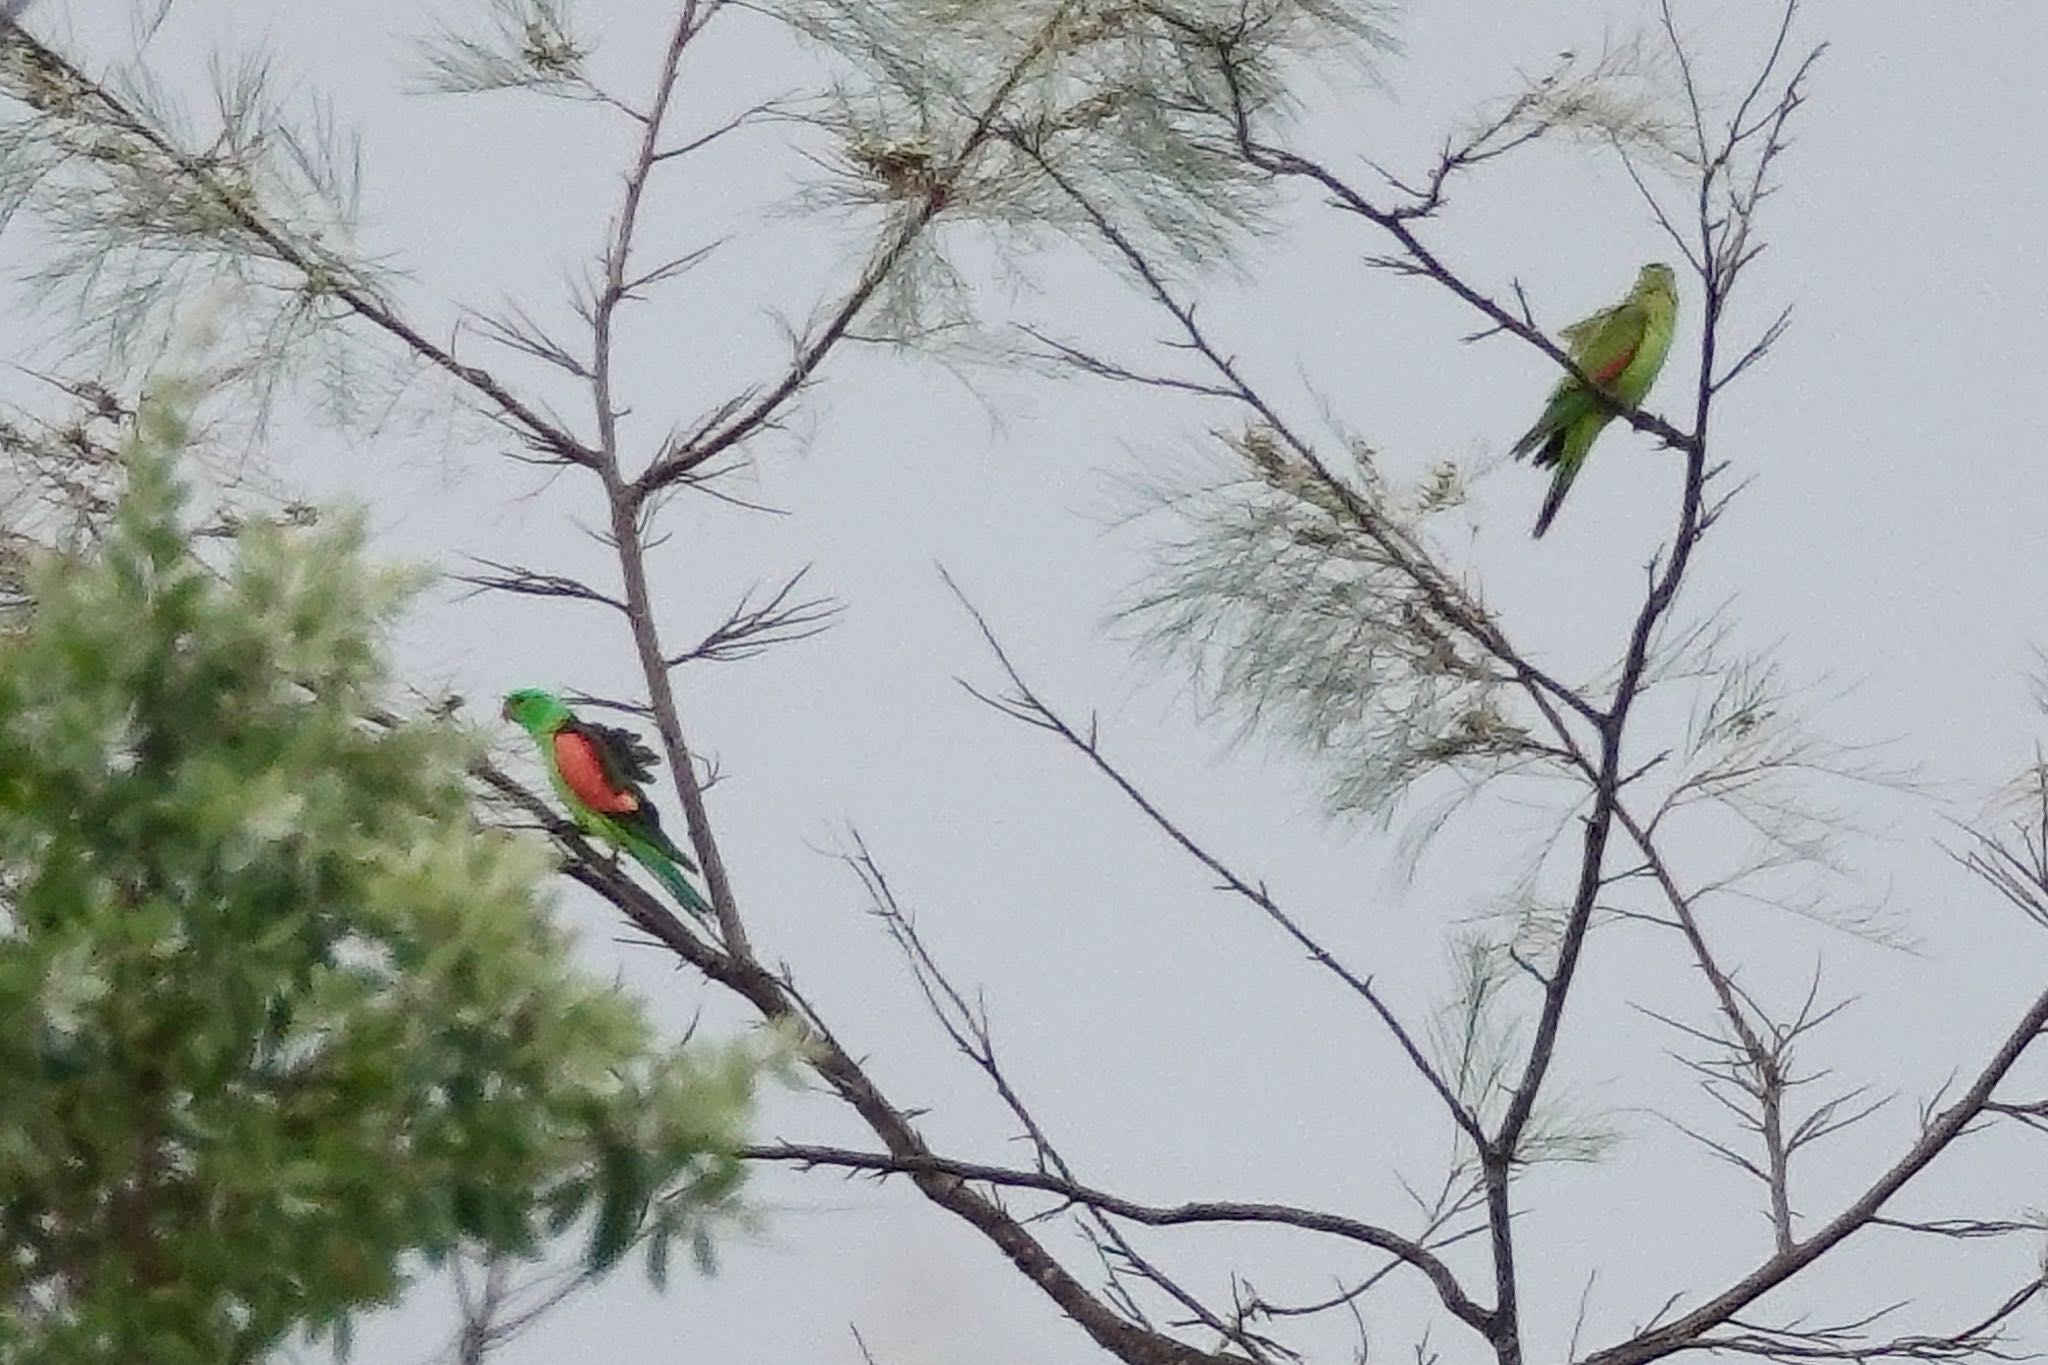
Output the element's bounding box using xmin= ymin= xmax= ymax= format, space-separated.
xmin=625 ymin=836 xmax=712 ymax=918
xmin=1533 ymin=463 xmax=1575 ymax=538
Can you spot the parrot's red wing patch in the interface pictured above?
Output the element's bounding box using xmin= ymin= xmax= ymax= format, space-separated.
xmin=554 ymin=730 xmax=640 ymax=814
xmin=1591 ymin=342 xmax=1637 ymax=385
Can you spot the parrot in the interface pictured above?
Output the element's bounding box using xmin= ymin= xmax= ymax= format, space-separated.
xmin=501 ymin=688 xmax=711 ymax=917
xmin=1512 ymin=262 xmax=1680 ymax=538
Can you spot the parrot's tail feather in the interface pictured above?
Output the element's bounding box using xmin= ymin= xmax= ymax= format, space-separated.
xmin=630 ymin=842 xmax=713 ymax=918
xmin=1526 ymin=427 xmax=1568 ymax=470
xmin=1532 ymin=467 xmax=1574 ymax=538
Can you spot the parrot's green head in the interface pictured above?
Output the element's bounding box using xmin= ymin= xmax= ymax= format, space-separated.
xmin=1639 ymin=263 xmax=1678 ymax=299
xmin=502 ymin=687 xmax=570 ymax=736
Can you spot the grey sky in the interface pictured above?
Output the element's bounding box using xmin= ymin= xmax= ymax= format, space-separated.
xmin=16 ymin=1 xmax=2048 ymax=1362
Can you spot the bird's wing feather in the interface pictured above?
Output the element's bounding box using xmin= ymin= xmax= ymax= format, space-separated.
xmin=1558 ymin=302 xmax=1623 ymax=349
xmin=1571 ymin=301 xmax=1648 ymax=386
xmin=559 ymin=717 xmax=661 ymax=791
xmin=553 ymin=728 xmax=642 ymax=815
xmin=578 ymin=720 xmax=661 ymax=784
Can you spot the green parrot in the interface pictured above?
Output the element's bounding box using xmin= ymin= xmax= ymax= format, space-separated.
xmin=1512 ymin=262 xmax=1680 ymax=537
xmin=502 ymin=688 xmax=711 ymax=917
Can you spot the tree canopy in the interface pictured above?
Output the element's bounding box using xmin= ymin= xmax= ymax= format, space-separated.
xmin=0 ymin=396 xmax=765 ymax=1364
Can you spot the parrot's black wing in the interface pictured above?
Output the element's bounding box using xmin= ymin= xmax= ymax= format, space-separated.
xmin=562 ymin=717 xmax=662 ymax=791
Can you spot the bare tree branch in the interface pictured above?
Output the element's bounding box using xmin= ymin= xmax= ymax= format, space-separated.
xmin=454 ymin=557 xmax=627 ymax=614
xmin=633 ymin=0 xmax=1085 ymax=495
xmin=1581 ymin=980 xmax=2048 ymax=1365
xmin=743 ymin=1142 xmax=1498 ymax=1337
xmin=0 ymin=26 xmax=599 ymax=465
xmin=663 ymin=566 xmax=841 ymax=667
xmin=942 ymin=566 xmax=1490 ymax=1149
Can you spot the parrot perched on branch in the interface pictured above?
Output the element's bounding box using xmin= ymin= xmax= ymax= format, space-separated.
xmin=502 ymin=688 xmax=710 ymax=917
xmin=1512 ymin=262 xmax=1679 ymax=538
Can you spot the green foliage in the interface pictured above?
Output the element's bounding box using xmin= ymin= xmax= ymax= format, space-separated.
xmin=415 ymin=0 xmax=596 ymax=98
xmin=779 ymin=0 xmax=1394 ymax=337
xmin=0 ymin=31 xmax=381 ymax=428
xmin=0 ymin=399 xmax=760 ymax=1362
xmin=1119 ymin=428 xmax=1533 ymax=821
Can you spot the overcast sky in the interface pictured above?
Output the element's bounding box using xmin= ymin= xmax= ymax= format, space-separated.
xmin=19 ymin=2 xmax=2048 ymax=1362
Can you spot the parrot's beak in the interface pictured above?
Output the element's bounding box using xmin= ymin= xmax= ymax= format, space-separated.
xmin=500 ymin=697 xmax=516 ymax=721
